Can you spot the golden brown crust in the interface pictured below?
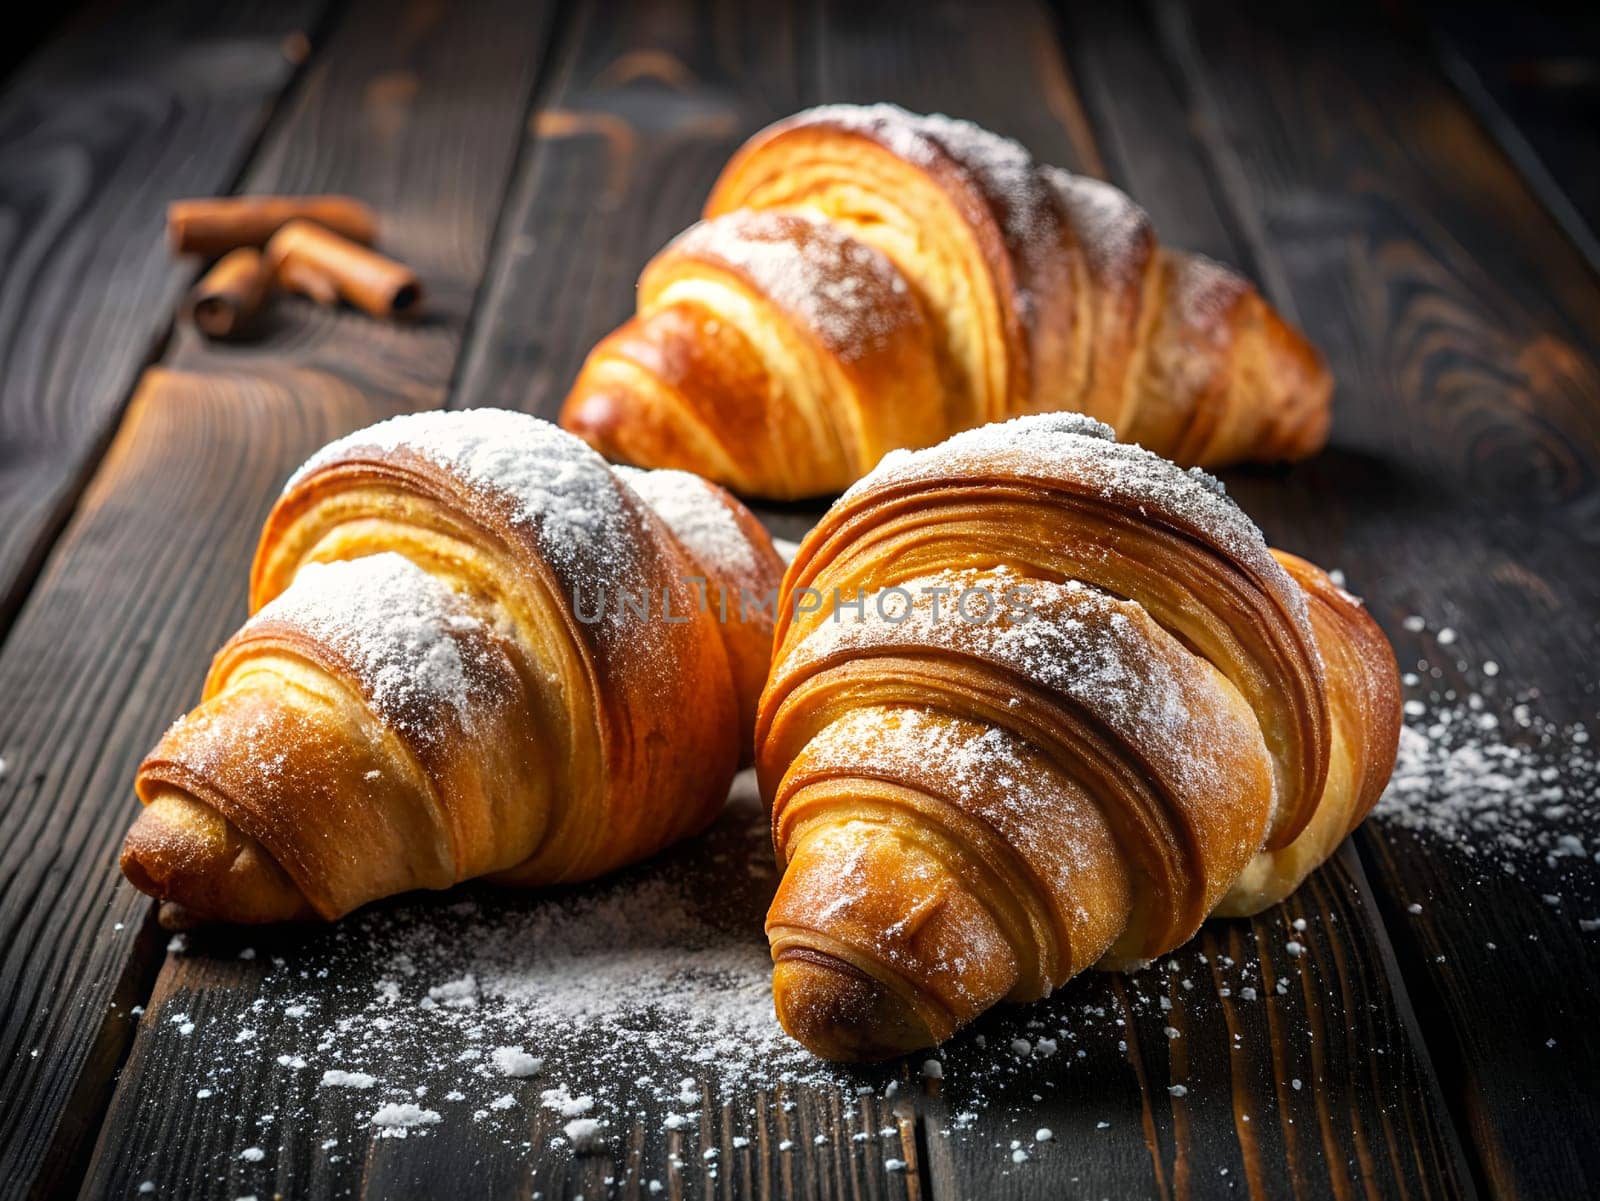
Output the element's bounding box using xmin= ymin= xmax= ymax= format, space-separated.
xmin=616 ymin=466 xmax=786 ymax=760
xmin=123 ymin=411 xmax=780 ymax=924
xmin=708 ymin=112 xmax=1026 ymax=429
xmin=563 ymin=209 xmax=944 ymax=498
xmin=776 ymin=423 xmax=1330 ymax=850
xmin=1214 ymin=552 xmax=1402 ymax=914
xmin=122 ymin=790 xmax=313 ymax=926
xmin=755 ymin=416 xmax=1399 ymax=1059
xmin=563 ymin=305 xmax=779 ymax=491
xmin=1038 ymin=169 xmax=1156 ymax=429
xmin=561 ymin=104 xmax=1333 ymax=498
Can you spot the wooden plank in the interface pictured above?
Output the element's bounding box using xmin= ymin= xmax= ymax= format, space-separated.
xmin=13 ymin=2 xmax=1549 ymax=1200
xmin=0 ymin=0 xmax=327 ymax=640
xmin=0 ymin=2 xmax=555 ymax=1198
xmin=1428 ymin=9 xmax=1600 ymax=280
xmin=812 ymin=0 xmax=1104 ymax=177
xmin=1092 ymin=0 xmax=1599 ymax=1194
xmin=1052 ymin=0 xmax=1252 ymax=271
xmin=816 ymin=1 xmax=1474 ymax=1195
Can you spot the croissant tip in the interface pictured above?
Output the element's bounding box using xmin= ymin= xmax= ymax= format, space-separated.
xmin=772 ymin=948 xmax=938 ymax=1062
xmin=122 ymin=789 xmax=315 ymax=926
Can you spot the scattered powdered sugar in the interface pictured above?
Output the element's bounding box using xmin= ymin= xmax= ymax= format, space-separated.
xmin=539 ymin=1086 xmax=594 ymax=1117
xmin=1375 ymin=627 xmax=1598 ymax=882
xmin=207 ymin=777 xmax=853 ymax=1121
xmin=563 ymin=1117 xmax=604 ymax=1152
xmin=149 ymin=584 xmax=1593 ymax=1184
xmin=369 ymin=1103 xmax=441 ymax=1138
xmin=427 ymin=975 xmax=479 ymax=1009
xmin=245 ymin=554 xmax=492 ymax=744
xmin=491 ymin=1046 xmax=542 ymax=1078
xmin=617 ymin=467 xmax=760 ymax=582
xmin=668 ymin=210 xmax=916 ymax=358
xmin=320 ymin=1069 xmax=376 ymax=1089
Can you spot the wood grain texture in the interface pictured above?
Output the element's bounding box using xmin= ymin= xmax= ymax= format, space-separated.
xmin=1429 ymin=12 xmax=1600 ymax=281
xmin=812 ymin=0 xmax=1103 ymax=177
xmin=0 ymin=5 xmax=327 ymax=1191
xmin=454 ymin=0 xmax=811 ymax=416
xmin=0 ymin=1 xmax=555 ymax=1198
xmin=163 ymin=0 xmax=550 ymax=392
xmin=0 ymin=370 xmax=376 ymax=1201
xmin=0 ymin=0 xmax=327 ymax=641
xmin=1070 ymin=0 xmax=1600 ymax=1194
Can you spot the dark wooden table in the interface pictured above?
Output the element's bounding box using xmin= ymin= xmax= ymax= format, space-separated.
xmin=1 ymin=2 xmax=1596 ymax=1198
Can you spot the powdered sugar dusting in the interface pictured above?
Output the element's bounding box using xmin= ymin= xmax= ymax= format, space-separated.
xmin=846 ymin=413 xmax=1307 ymax=630
xmin=157 ymin=771 xmax=1336 ymax=1180
xmin=779 ymin=568 xmax=1268 ymax=806
xmin=804 ymin=706 xmax=1035 ymax=807
xmin=1382 ymin=719 xmax=1596 ymax=860
xmin=668 ymin=210 xmax=915 ymax=358
xmin=370 ymin=1102 xmax=441 ymax=1138
xmin=131 ymin=513 xmax=1595 ymax=1188
xmin=245 ymin=554 xmax=491 ymax=744
xmin=1042 ymin=168 xmax=1155 ymax=284
xmin=285 ymin=410 xmax=646 ymax=631
xmin=794 ymin=104 xmax=1051 ymax=259
xmin=915 ymin=112 xmax=1054 ymax=260
xmin=792 ymin=102 xmax=943 ymax=168
xmin=617 ymin=467 xmax=759 ymax=582
xmin=793 ymin=707 xmax=1114 ymax=894
xmin=1168 ymin=252 xmax=1253 ymax=331
xmin=202 ymin=777 xmax=849 ymax=1110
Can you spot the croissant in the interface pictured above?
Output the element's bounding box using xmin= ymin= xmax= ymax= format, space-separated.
xmin=755 ymin=413 xmax=1399 ymax=1059
xmin=121 ymin=410 xmax=784 ymax=926
xmin=561 ymin=103 xmax=1332 ymax=499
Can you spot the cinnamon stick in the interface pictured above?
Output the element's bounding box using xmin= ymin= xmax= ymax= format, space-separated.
xmin=275 ymin=256 xmax=340 ymax=307
xmin=266 ymin=220 xmax=422 ymax=319
xmin=168 ymin=195 xmax=378 ymax=257
xmin=188 ymin=248 xmax=274 ymax=339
